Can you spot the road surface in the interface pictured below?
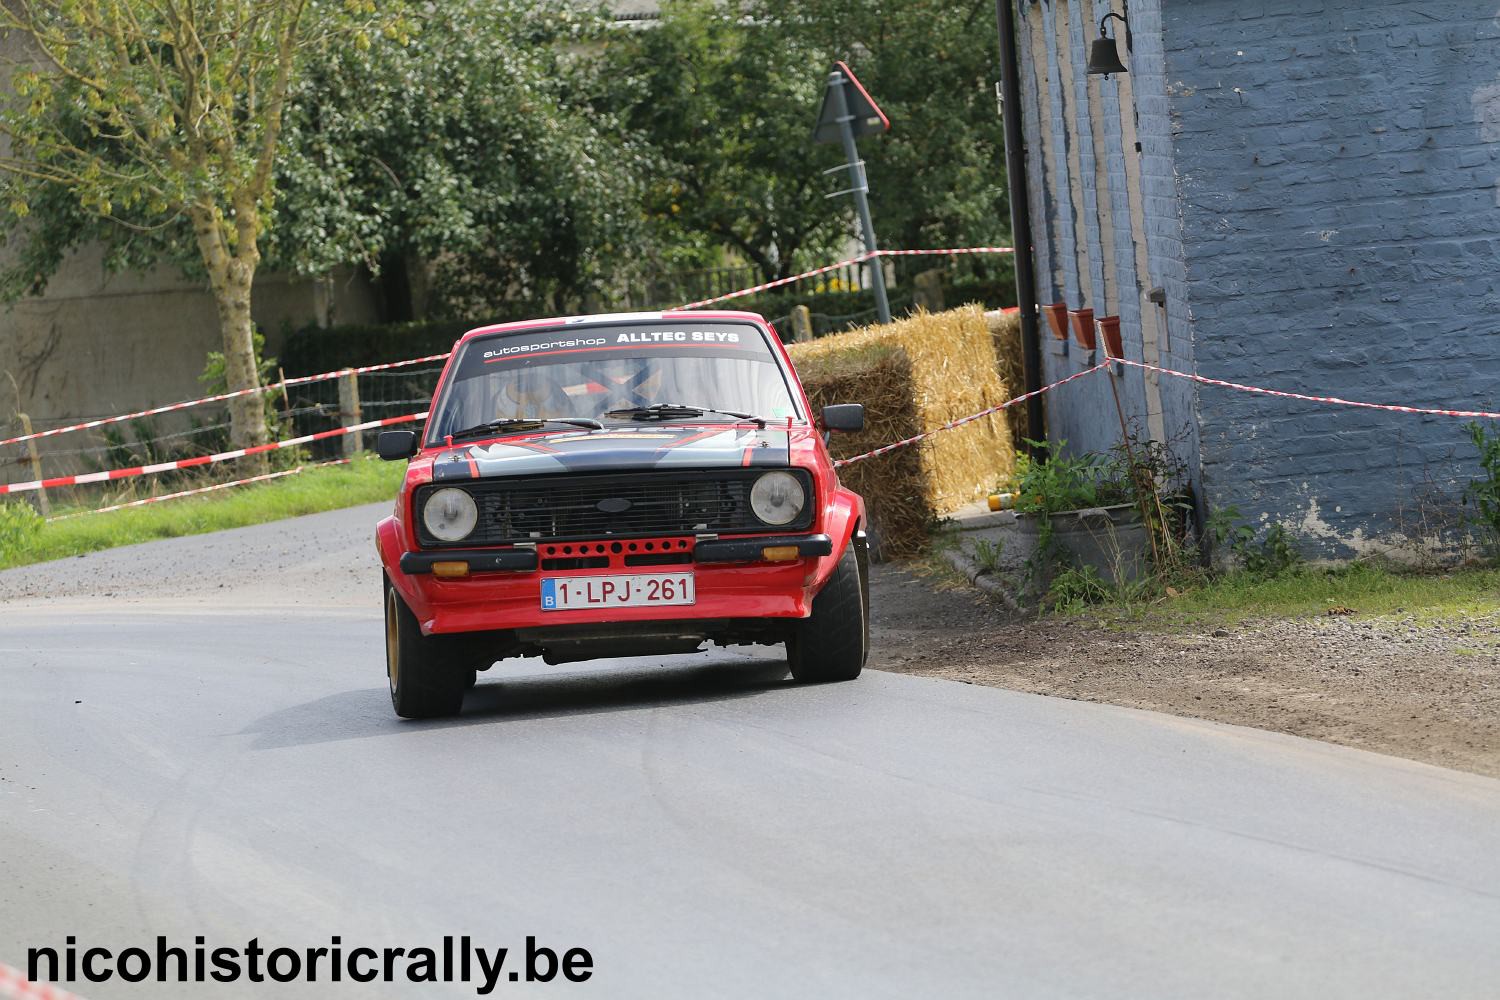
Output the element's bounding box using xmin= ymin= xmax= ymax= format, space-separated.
xmin=2 ymin=504 xmax=1499 ymax=998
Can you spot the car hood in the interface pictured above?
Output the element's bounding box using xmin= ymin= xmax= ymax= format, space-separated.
xmin=428 ymin=424 xmax=792 ymax=482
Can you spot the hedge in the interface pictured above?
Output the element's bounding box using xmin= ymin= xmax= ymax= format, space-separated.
xmin=277 ymin=268 xmax=1017 ymax=376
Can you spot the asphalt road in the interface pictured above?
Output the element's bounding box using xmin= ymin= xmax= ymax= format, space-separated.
xmin=3 ymin=504 xmax=1499 ymax=999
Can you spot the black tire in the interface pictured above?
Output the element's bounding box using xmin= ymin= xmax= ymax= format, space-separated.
xmin=787 ymin=544 xmax=867 ymax=683
xmin=384 ymin=582 xmax=467 ymax=719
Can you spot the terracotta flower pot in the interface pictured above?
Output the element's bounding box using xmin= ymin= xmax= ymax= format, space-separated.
xmin=1068 ymin=308 xmax=1096 ymax=351
xmin=1098 ymin=315 xmax=1123 ymax=359
xmin=1043 ymin=302 xmax=1069 ymax=340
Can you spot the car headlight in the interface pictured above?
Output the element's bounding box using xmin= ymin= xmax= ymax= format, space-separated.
xmin=750 ymin=471 xmax=806 ymax=526
xmin=422 ymin=488 xmax=478 ymax=542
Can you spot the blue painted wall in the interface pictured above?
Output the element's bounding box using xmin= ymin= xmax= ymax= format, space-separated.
xmin=1018 ymin=0 xmax=1500 ymax=559
xmin=1163 ymin=0 xmax=1500 ymax=557
xmin=1020 ymin=0 xmax=1202 ymax=497
xmin=1122 ymin=0 xmax=1202 ymax=488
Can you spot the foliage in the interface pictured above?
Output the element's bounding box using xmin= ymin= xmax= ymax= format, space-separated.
xmin=1463 ymin=421 xmax=1500 ymax=554
xmin=0 ymin=500 xmax=43 ymax=563
xmin=756 ymin=0 xmax=1011 ymax=256
xmin=1215 ymin=514 xmax=1303 ymax=580
xmin=970 ymin=536 xmax=1005 ymax=575
xmin=270 ymin=0 xmax=647 ymax=319
xmin=0 ymin=457 xmax=403 ymax=571
xmin=1009 ymin=439 xmax=1133 ymax=516
xmin=0 ymin=0 xmax=402 ymax=449
xmin=281 ymin=319 xmax=476 ymax=376
xmin=604 ymin=0 xmax=1011 ymax=282
xmin=736 ymin=270 xmax=1017 ymax=335
xmin=1146 ymin=562 xmax=1500 ymax=629
xmin=602 ymin=0 xmax=847 ymax=282
xmin=200 ymin=330 xmax=290 ymax=445
xmin=1047 ymin=562 xmax=1155 ymax=615
xmin=1046 ymin=564 xmax=1109 ymax=612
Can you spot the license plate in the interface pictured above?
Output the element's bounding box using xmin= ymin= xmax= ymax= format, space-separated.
xmin=541 ymin=573 xmax=695 ymax=611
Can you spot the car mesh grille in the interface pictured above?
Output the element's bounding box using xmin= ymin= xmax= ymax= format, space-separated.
xmin=416 ymin=470 xmax=810 ymax=547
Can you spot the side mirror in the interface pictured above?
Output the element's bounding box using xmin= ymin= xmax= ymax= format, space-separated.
xmin=822 ymin=403 xmax=865 ymax=433
xmin=377 ymin=429 xmax=419 ymax=461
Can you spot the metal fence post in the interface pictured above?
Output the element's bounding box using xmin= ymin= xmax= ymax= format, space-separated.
xmin=338 ymin=369 xmax=363 ymax=457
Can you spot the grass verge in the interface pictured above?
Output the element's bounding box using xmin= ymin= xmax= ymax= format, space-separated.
xmin=1094 ymin=561 xmax=1500 ymax=629
xmin=0 ymin=457 xmax=403 ymax=571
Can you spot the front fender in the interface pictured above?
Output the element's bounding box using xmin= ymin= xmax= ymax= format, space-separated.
xmin=377 ymin=514 xmax=427 ymax=622
xmin=808 ymin=485 xmax=865 ymax=594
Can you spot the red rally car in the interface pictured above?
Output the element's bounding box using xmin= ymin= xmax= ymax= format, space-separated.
xmin=375 ymin=310 xmax=871 ymax=718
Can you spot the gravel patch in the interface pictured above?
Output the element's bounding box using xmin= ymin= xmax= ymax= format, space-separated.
xmin=868 ymin=563 xmax=1500 ymax=779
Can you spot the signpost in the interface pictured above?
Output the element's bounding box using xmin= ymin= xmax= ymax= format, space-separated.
xmin=813 ymin=61 xmax=892 ymax=325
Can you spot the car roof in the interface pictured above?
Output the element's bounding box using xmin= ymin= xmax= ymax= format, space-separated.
xmin=457 ymin=310 xmax=771 ymax=345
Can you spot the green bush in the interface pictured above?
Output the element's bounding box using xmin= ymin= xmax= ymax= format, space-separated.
xmin=0 ymin=500 xmax=42 ymax=563
xmin=732 ymin=269 xmax=1016 ymax=339
xmin=1009 ymin=439 xmax=1132 ymax=516
xmin=277 ymin=266 xmax=1017 ymax=376
xmin=280 ymin=317 xmax=494 ymax=376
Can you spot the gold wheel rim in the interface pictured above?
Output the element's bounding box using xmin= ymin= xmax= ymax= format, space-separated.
xmin=385 ymin=589 xmax=400 ymax=694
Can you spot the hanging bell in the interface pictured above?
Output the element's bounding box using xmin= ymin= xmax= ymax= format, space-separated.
xmin=1087 ymin=36 xmax=1129 ymax=77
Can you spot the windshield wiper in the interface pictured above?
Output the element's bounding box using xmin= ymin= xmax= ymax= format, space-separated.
xmin=448 ymin=416 xmax=603 ymax=442
xmin=604 ymin=402 xmax=767 ymax=427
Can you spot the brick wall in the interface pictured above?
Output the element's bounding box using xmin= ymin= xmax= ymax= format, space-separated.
xmin=1163 ymin=0 xmax=1500 ymax=558
xmin=1016 ymin=0 xmax=1499 ymax=559
xmin=1017 ymin=0 xmax=1203 ymax=497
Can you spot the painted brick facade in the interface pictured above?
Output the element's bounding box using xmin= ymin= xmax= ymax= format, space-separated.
xmin=1016 ymin=0 xmax=1500 ymax=559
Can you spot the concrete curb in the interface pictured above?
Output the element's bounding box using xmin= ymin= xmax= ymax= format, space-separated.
xmin=941 ymin=548 xmax=1024 ymax=614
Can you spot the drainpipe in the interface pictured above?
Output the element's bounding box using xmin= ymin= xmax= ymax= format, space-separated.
xmin=993 ymin=0 xmax=1045 ymax=457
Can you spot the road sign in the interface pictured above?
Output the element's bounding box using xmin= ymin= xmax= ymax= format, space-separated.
xmin=812 ymin=62 xmax=892 ymax=324
xmin=812 ymin=61 xmax=890 ymax=145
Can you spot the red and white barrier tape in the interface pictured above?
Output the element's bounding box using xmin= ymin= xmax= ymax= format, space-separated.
xmin=677 ymin=246 xmax=1014 ymax=310
xmin=0 ymin=962 xmax=86 ymax=1000
xmin=0 ymin=413 xmax=426 ymax=496
xmin=677 ymin=253 xmax=879 ymax=310
xmin=45 ymin=459 xmax=353 ymax=521
xmin=833 ymin=362 xmax=1109 ymax=468
xmin=1116 ymin=358 xmax=1500 ymax=421
xmin=872 ymin=247 xmax=1016 ymax=258
xmin=0 ymin=353 xmax=450 ymax=449
xmin=3 ymin=247 xmax=1012 ymax=449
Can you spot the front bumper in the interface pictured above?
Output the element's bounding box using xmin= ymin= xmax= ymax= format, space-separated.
xmin=399 ymin=534 xmax=832 ymax=575
xmin=383 ymin=531 xmax=839 ymax=636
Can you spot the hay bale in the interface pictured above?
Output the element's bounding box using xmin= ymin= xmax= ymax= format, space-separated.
xmin=983 ymin=308 xmax=1030 ymax=451
xmin=789 ymin=305 xmax=1014 ymax=555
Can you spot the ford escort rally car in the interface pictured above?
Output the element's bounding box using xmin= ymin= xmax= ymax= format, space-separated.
xmin=376 ymin=311 xmax=871 ymax=718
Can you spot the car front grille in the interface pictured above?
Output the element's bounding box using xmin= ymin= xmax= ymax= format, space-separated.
xmin=415 ymin=469 xmax=812 ymax=547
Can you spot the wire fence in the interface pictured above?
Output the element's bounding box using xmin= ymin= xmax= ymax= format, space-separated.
xmin=0 ymin=364 xmax=445 ymax=512
xmin=0 ymin=247 xmax=1017 ymax=512
xmin=0 ymin=293 xmax=925 ymax=509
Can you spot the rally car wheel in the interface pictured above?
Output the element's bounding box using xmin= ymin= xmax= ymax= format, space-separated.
xmin=787 ymin=545 xmax=866 ymax=683
xmin=384 ymin=582 xmax=467 ymax=719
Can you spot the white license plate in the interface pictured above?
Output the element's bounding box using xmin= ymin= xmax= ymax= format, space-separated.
xmin=541 ymin=573 xmax=695 ymax=611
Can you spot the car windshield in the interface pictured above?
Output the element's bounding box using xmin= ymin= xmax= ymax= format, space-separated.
xmin=426 ymin=320 xmax=801 ymax=445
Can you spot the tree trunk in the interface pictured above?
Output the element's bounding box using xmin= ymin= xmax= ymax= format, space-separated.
xmin=191 ymin=205 xmax=270 ymax=465
xmin=214 ymin=263 xmax=269 ymax=461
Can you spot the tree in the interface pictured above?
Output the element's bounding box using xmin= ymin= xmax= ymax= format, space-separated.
xmin=602 ymin=0 xmax=849 ymax=283
xmin=605 ymin=0 xmax=1010 ymax=283
xmin=761 ymin=0 xmax=1010 ymax=255
xmin=0 ymin=0 xmax=400 ymax=450
xmin=267 ymin=0 xmax=652 ymax=321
